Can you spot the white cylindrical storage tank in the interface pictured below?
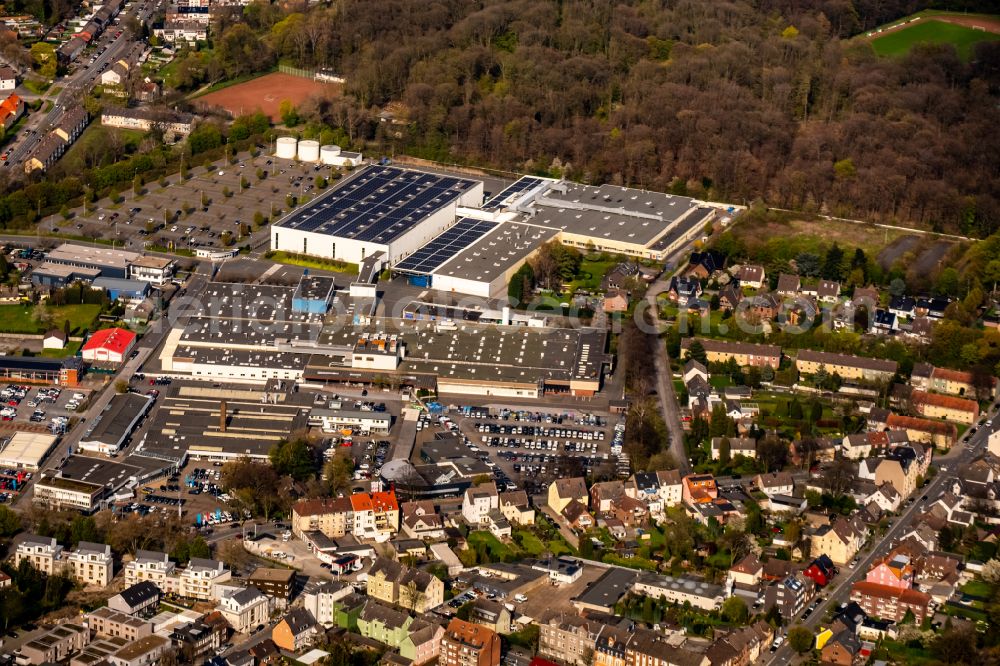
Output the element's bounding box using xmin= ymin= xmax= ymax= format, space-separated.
xmin=298 ymin=140 xmax=320 ymax=163
xmin=320 ymin=145 xmax=341 ymax=165
xmin=275 ymin=137 xmax=297 ymax=160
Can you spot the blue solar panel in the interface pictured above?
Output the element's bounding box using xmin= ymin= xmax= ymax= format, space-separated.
xmin=482 ymin=176 xmax=547 ymax=211
xmin=276 ymin=166 xmax=479 ymax=245
xmin=394 ymin=218 xmax=499 ymax=275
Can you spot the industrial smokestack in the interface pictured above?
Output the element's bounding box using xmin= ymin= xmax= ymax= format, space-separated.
xmin=219 ymin=400 xmax=227 ymax=432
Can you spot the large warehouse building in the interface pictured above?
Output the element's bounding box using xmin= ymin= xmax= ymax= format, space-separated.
xmin=270 ymin=165 xmax=483 ymax=266
xmin=269 ymin=166 xmax=720 ymax=299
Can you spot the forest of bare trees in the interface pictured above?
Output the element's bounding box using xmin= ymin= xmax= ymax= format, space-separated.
xmin=226 ymin=0 xmax=999 ymax=236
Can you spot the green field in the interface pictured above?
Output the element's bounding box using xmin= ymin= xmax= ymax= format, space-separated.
xmin=0 ymin=304 xmax=101 ymax=335
xmin=61 ymin=125 xmax=147 ymax=173
xmin=871 ymin=19 xmax=1000 ymax=59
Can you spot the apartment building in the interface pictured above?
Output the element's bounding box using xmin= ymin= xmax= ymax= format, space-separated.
xmin=123 ymin=550 xmax=175 ymax=587
xmin=679 ymin=338 xmax=781 ymax=369
xmin=911 ymin=363 xmax=996 ymax=398
xmin=656 ymin=469 xmax=683 ymax=507
xmin=910 ymin=390 xmax=979 ymax=425
xmin=67 ymin=540 xmax=113 ymax=587
xmin=86 ymin=607 xmax=152 ymax=641
xmin=177 ymin=558 xmax=231 ymax=600
xmin=14 ymin=534 xmax=63 ymax=574
xmin=850 ymin=581 xmax=931 ymax=623
xmin=216 ymin=585 xmax=270 ymax=634
xmin=247 ymin=567 xmax=295 ymax=606
xmin=440 ymin=618 xmax=501 ymax=666
xmin=302 ymin=580 xmax=354 ymax=627
xmin=351 ymin=490 xmax=400 ymax=541
xmin=538 ymin=612 xmax=607 ymax=666
xmin=548 ymin=477 xmax=589 ymax=514
xmin=291 ymin=496 xmax=353 ymax=539
xmin=810 ymin=517 xmax=866 ymax=566
xmin=795 ymin=350 xmax=897 ymax=383
xmin=763 ymin=574 xmax=815 ymax=619
xmin=20 ymin=624 xmax=89 ymax=662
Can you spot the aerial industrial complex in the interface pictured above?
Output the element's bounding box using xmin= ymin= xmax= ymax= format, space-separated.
xmin=273 ymin=165 xmax=719 ymax=298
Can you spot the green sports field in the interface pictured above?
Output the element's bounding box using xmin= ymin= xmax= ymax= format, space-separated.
xmin=871 ymin=19 xmax=1000 ymax=59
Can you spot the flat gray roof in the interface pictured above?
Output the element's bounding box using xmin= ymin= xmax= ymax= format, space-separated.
xmin=533 ymin=182 xmax=703 ymax=247
xmin=573 ymin=567 xmax=639 ymax=610
xmin=82 ymin=392 xmax=152 ymax=448
xmin=432 ymin=221 xmax=558 ymax=283
xmin=47 ymin=243 xmax=139 ymax=269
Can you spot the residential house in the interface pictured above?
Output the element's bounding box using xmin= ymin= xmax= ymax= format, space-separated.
xmin=820 ymin=630 xmax=861 ymax=666
xmin=302 ymin=580 xmax=354 ymax=627
xmin=591 ymin=480 xmax=627 ymax=514
xmin=872 ymin=309 xmax=898 ymax=334
xmin=109 ymin=634 xmax=169 ymax=666
xmin=498 ymin=490 xmax=534 ymax=525
xmin=624 ymin=471 xmax=665 ymax=516
xmin=775 ymin=274 xmax=800 ymax=297
xmin=171 ymin=619 xmax=224 ymax=661
xmin=755 ymin=472 xmax=793 ymax=497
xmin=682 ymin=474 xmax=718 ymax=504
xmin=738 ymin=265 xmax=765 ymax=289
xmin=24 ymin=132 xmax=67 ymax=173
xmin=108 ymin=581 xmax=161 ymax=617
xmin=54 ymin=106 xmax=88 ymax=144
xmin=357 ymin=599 xmax=414 ymax=647
xmin=272 ymin=607 xmax=317 ymax=652
xmin=400 ymin=500 xmax=445 ymax=539
xmin=469 ymin=598 xmax=512 ymax=634
xmin=683 ymin=359 xmax=709 ymax=384
xmin=561 ymin=499 xmax=593 ymax=529
xmin=656 ymin=469 xmax=683 ymax=507
xmin=866 ymin=553 xmax=915 ymax=591
xmin=803 ymin=555 xmax=837 ymax=588
xmin=0 ymin=66 xmax=18 ymax=90
xmin=867 ymin=483 xmax=902 ymax=513
xmin=440 ymin=618 xmax=501 ymax=666
xmin=889 ymin=295 xmax=916 ymax=319
xmin=603 ymin=289 xmax=629 ymax=313
xmin=291 ymin=496 xmax=353 ymax=539
xmin=400 ymin=619 xmax=445 ymax=665
xmin=812 ymin=280 xmax=841 ymax=303
xmin=685 ymin=250 xmax=724 ymax=279
xmin=548 ymin=477 xmax=589 ymax=514
xmin=18 ymin=623 xmax=89 ymax=663
xmin=177 ymin=558 xmax=230 ymax=600
xmin=875 ymin=447 xmax=924 ymax=499
xmin=123 ymin=550 xmax=174 ymax=588
xmin=747 ymin=292 xmax=780 ymax=320
xmin=886 ymin=414 xmax=956 ymax=449
xmin=43 ymin=329 xmax=67 ymax=350
xmin=728 ymin=553 xmax=764 ymax=588
xmin=680 ymin=338 xmax=781 ymax=369
xmin=216 ymin=586 xmax=270 ymax=634
xmin=811 ymin=517 xmax=865 ymax=565
xmin=0 ymin=92 xmax=24 ymax=130
xmin=718 ymin=284 xmax=741 ymax=311
xmin=463 ymin=482 xmax=500 ymax=527
xmin=85 ymin=607 xmax=152 ymax=641
xmin=667 ymin=276 xmax=703 ymax=306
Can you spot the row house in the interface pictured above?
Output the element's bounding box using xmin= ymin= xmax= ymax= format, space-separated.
xmin=351 ymin=489 xmax=400 ymax=541
xmin=841 ymin=430 xmax=909 ymax=459
xmin=909 ymin=389 xmax=979 ymax=425
xmin=538 ymin=612 xmax=607 ymax=666
xmin=291 ymin=496 xmax=354 ymax=540
xmin=704 ymin=622 xmax=773 ymax=666
xmin=680 ymin=338 xmax=782 ymax=370
xmin=912 ymin=362 xmax=995 ymax=398
xmin=795 ymin=350 xmax=897 ymax=383
xmin=85 ymin=607 xmax=152 ymax=641
xmin=886 ymin=413 xmax=957 ymax=450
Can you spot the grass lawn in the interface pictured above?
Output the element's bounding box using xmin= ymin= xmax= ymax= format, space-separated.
xmin=0 ymin=304 xmax=101 ymax=335
xmin=266 ymin=251 xmax=358 ymax=274
xmin=961 ymin=580 xmax=996 ymax=598
xmin=40 ymin=340 xmax=82 ymax=357
xmin=566 ymin=258 xmax=619 ymax=293
xmin=872 ymin=19 xmax=999 ymax=59
xmin=22 ymin=79 xmax=50 ymax=95
xmin=514 ymin=529 xmax=546 ymax=556
xmin=61 ymin=125 xmax=146 ymax=173
xmin=467 ymin=531 xmax=515 ymax=560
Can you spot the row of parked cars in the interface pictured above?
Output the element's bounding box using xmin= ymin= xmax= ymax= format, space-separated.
xmin=474 ymin=422 xmax=606 ymax=440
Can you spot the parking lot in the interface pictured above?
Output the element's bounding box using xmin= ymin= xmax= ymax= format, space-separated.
xmin=38 ymin=152 xmax=346 ymax=254
xmin=423 ymin=405 xmax=626 ymax=495
xmin=0 ymin=383 xmax=92 ymax=434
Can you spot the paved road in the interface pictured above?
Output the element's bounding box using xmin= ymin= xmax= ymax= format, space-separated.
xmin=766 ymin=400 xmax=999 ymax=665
xmin=3 ymin=3 xmax=154 ymax=171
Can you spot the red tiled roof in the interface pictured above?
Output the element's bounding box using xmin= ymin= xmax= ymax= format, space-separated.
xmin=82 ymin=327 xmax=136 ymax=355
xmin=350 ymin=489 xmax=398 ymax=513
xmin=851 ymin=581 xmax=929 ymax=606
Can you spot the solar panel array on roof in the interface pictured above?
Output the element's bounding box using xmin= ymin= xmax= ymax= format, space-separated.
xmin=275 ymin=165 xmax=478 ymax=244
xmin=394 ymin=218 xmax=498 ymax=275
xmin=482 ymin=176 xmax=548 ymax=211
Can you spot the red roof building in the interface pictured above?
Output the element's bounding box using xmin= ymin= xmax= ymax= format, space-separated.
xmin=81 ymin=327 xmax=137 ymax=364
